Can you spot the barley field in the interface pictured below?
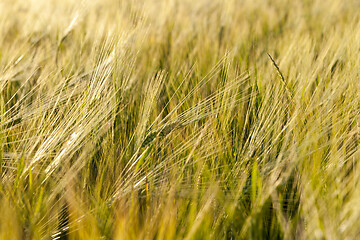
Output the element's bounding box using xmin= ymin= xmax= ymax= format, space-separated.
xmin=1 ymin=0 xmax=360 ymax=239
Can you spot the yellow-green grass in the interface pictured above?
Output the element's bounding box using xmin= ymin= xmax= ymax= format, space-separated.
xmin=1 ymin=0 xmax=360 ymax=239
